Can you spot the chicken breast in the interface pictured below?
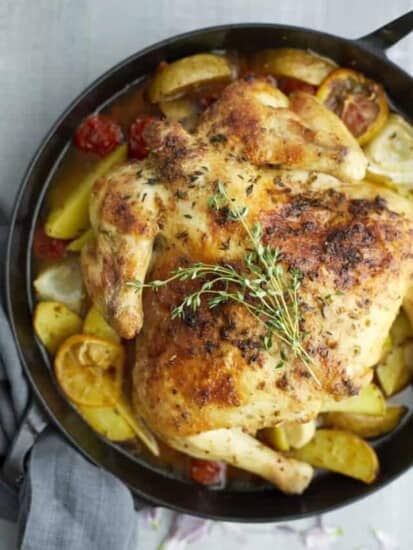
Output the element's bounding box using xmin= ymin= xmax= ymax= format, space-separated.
xmin=82 ymin=77 xmax=413 ymax=493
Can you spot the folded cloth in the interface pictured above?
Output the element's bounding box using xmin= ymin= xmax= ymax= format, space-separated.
xmin=18 ymin=429 xmax=138 ymax=550
xmin=0 ymin=222 xmax=29 ymax=460
xmin=0 ymin=221 xmax=139 ymax=549
xmin=0 ymin=307 xmax=30 ymax=456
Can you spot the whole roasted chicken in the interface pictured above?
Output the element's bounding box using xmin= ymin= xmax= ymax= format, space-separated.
xmin=82 ymin=77 xmax=413 ymax=493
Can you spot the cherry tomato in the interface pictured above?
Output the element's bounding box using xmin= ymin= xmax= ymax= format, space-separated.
xmin=128 ymin=115 xmax=156 ymax=159
xmin=33 ymin=226 xmax=69 ymax=261
xmin=277 ymin=76 xmax=317 ymax=96
xmin=75 ymin=114 xmax=123 ymax=156
xmin=190 ymin=459 xmax=226 ymax=487
xmin=317 ymin=68 xmax=389 ymax=145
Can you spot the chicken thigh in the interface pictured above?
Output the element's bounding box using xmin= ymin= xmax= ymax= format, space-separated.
xmin=82 ymin=77 xmax=413 ymax=493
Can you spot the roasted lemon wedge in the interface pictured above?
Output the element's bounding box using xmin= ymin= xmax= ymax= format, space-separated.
xmin=317 ymin=68 xmax=388 ymax=145
xmin=33 ymin=257 xmax=85 ymax=314
xmin=365 ymin=114 xmax=413 ymax=187
xmin=55 ymin=334 xmax=124 ymax=407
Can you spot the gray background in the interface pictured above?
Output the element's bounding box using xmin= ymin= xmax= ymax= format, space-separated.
xmin=1 ymin=0 xmax=413 ymax=548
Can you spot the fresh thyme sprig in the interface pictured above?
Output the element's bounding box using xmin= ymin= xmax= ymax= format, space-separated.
xmin=127 ymin=182 xmax=319 ymax=384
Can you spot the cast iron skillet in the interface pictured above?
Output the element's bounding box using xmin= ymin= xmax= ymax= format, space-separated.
xmin=5 ymin=12 xmax=413 ymax=521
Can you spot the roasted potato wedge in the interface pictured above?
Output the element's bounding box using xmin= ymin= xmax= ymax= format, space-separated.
xmin=322 ymin=406 xmax=407 ymax=439
xmin=34 ymin=257 xmax=85 ymax=314
xmin=290 ymin=429 xmax=379 ymax=484
xmin=67 ymin=229 xmax=95 ymax=252
xmin=78 ymin=405 xmax=135 ymax=441
xmin=379 ymin=334 xmax=392 ymax=361
xmin=34 ymin=301 xmax=83 ymax=354
xmin=403 ymin=297 xmax=413 ymax=334
xmin=159 ymin=97 xmax=198 ymax=121
xmin=321 ymin=383 xmax=385 ymax=416
xmin=83 ymin=306 xmax=120 ymax=344
xmin=390 ymin=309 xmax=412 ymax=346
xmin=45 ymin=144 xmax=127 ymax=239
xmin=253 ymin=48 xmax=336 ymax=85
xmin=148 ymin=53 xmax=232 ymax=103
xmin=403 ymin=340 xmax=413 ymax=373
xmin=262 ymin=426 xmax=290 ymax=451
xmin=115 ymin=398 xmax=160 ymax=456
xmin=284 ymin=420 xmax=316 ymax=449
xmin=262 ymin=420 xmax=316 ymax=451
xmin=376 ymin=345 xmax=412 ymax=397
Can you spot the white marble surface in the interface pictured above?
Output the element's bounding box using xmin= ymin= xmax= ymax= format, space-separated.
xmin=1 ymin=0 xmax=413 ymax=548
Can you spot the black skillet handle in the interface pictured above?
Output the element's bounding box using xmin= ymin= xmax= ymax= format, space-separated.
xmin=358 ymin=11 xmax=413 ymax=51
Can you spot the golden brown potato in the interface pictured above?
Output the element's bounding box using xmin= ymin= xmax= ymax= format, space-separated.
xmin=290 ymin=429 xmax=379 ymax=484
xmin=67 ymin=229 xmax=95 ymax=252
xmin=115 ymin=399 xmax=159 ymax=456
xmin=253 ymin=48 xmax=336 ymax=85
xmin=390 ymin=310 xmax=412 ymax=346
xmin=320 ymin=383 xmax=385 ymax=416
xmin=261 ymin=426 xmax=290 ymax=451
xmin=83 ymin=306 xmax=120 ymax=344
xmin=403 ymin=340 xmax=413 ymax=373
xmin=322 ymin=406 xmax=407 ymax=439
xmin=78 ymin=404 xmax=135 ymax=441
xmin=33 ymin=301 xmax=83 ymax=354
xmin=159 ymin=97 xmax=198 ymax=121
xmin=262 ymin=420 xmax=316 ymax=451
xmin=284 ymin=420 xmax=316 ymax=449
xmin=45 ymin=144 xmax=127 ymax=239
xmin=379 ymin=334 xmax=392 ymax=361
xmin=148 ymin=53 xmax=232 ymax=103
xmin=376 ymin=345 xmax=412 ymax=396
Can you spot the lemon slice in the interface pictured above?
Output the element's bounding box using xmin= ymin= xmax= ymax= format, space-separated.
xmin=365 ymin=114 xmax=413 ymax=187
xmin=55 ymin=334 xmax=124 ymax=407
xmin=33 ymin=257 xmax=85 ymax=314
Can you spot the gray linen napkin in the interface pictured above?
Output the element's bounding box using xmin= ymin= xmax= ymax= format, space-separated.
xmin=0 ymin=219 xmax=139 ymax=549
xmin=18 ymin=429 xmax=138 ymax=550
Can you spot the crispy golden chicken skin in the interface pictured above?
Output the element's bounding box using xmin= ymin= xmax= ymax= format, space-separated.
xmin=82 ymin=77 xmax=413 ymax=493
